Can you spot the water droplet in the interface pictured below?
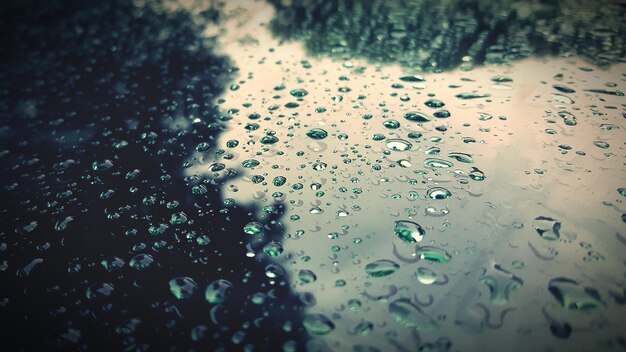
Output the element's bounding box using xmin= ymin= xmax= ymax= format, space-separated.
xmin=593 ymin=140 xmax=609 ymax=149
xmin=306 ymin=128 xmax=328 ymax=140
xmin=169 ymin=277 xmax=198 ymax=299
xmin=553 ymin=85 xmax=576 ymax=93
xmin=548 ymin=278 xmax=603 ymax=310
xmin=448 ymin=152 xmax=473 ymax=163
xmin=480 ymin=264 xmax=523 ymax=305
xmin=389 ymin=298 xmax=438 ymax=331
xmin=365 ymin=259 xmax=400 ymax=277
xmin=416 ymin=267 xmax=438 ymax=284
xmin=399 ymin=75 xmax=425 ymax=82
xmin=424 ymin=158 xmax=453 ymax=168
xmin=455 ymin=93 xmax=490 ymax=100
xmin=426 ymin=187 xmax=451 ymax=200
xmin=290 ymin=88 xmax=308 ymax=97
xmin=86 ymin=282 xmax=114 ymax=299
xmin=298 ymin=269 xmax=317 ymax=284
xmin=386 ymin=139 xmax=413 ymax=151
xmin=404 ymin=111 xmax=431 ymax=123
xmin=243 ymin=222 xmax=263 ymax=235
xmin=205 ymin=279 xmax=233 ymax=304
xmin=260 ymin=135 xmax=279 ymax=144
xmin=533 ymin=216 xmax=561 ymax=241
xmin=383 ymin=119 xmax=401 ymax=129
xmin=303 ymin=314 xmax=335 ymax=335
xmin=416 ymin=246 xmax=452 ymax=263
xmin=394 ymin=220 xmax=425 ymax=243
xmin=129 ymin=254 xmax=154 ymax=270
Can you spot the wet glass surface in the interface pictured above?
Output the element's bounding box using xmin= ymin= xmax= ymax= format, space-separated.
xmin=1 ymin=0 xmax=625 ymax=351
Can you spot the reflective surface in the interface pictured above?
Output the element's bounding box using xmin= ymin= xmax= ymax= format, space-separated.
xmin=1 ymin=0 xmax=625 ymax=351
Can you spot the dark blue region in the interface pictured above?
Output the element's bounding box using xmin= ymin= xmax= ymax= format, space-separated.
xmin=0 ymin=1 xmax=305 ymax=350
xmin=268 ymin=0 xmax=626 ymax=72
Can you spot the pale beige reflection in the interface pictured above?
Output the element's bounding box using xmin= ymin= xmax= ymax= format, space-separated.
xmin=163 ymin=0 xmax=626 ymax=350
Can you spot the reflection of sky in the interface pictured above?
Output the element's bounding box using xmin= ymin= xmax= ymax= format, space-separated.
xmin=173 ymin=1 xmax=626 ymax=350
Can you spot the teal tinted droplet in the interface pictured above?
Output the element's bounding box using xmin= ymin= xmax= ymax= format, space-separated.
xmin=491 ymin=76 xmax=513 ymax=83
xmin=273 ymin=176 xmax=286 ymax=186
xmin=593 ymin=140 xmax=609 ymax=149
xmin=389 ymin=299 xmax=438 ymax=331
xmin=205 ymin=279 xmax=233 ymax=304
xmin=426 ymin=187 xmax=451 ymax=200
xmin=584 ymin=89 xmax=624 ymax=96
xmin=424 ymin=99 xmax=445 ymax=108
xmin=433 ymin=110 xmax=450 ymax=118
xmin=242 ymin=159 xmax=260 ymax=168
xmin=260 ymin=135 xmax=279 ymax=144
xmin=416 ymin=246 xmax=452 ymax=263
xmin=448 ymin=152 xmax=473 ymax=163
xmin=129 ymin=254 xmax=154 ymax=270
xmin=306 ymin=128 xmax=328 ymax=140
xmin=416 ymin=267 xmax=438 ymax=284
xmin=469 ymin=167 xmax=486 ymax=181
xmin=404 ymin=111 xmax=431 ymax=122
xmin=372 ymin=134 xmax=386 ymax=141
xmin=243 ymin=222 xmax=263 ymax=235
xmin=383 ymin=119 xmax=401 ymax=129
xmin=284 ymin=102 xmax=299 ymax=108
xmin=86 ymin=282 xmax=115 ymax=300
xmin=298 ymin=269 xmax=317 ymax=284
xmin=455 ymin=93 xmax=490 ymax=99
xmin=263 ymin=241 xmax=284 ymax=257
xmin=424 ymin=158 xmax=453 ymax=168
xmin=399 ymin=75 xmax=426 ymax=82
xmin=548 ymin=278 xmax=603 ymax=310
xmin=618 ymin=188 xmax=626 ymax=197
xmin=553 ymin=85 xmax=575 ymax=93
xmin=386 ymin=139 xmax=413 ymax=151
xmin=407 ymin=132 xmax=422 ymax=139
xmin=394 ymin=220 xmax=425 ymax=243
xmin=303 ymin=314 xmax=335 ymax=335
xmin=169 ymin=277 xmax=198 ymax=299
xmin=290 ymin=88 xmax=308 ymax=97
xmin=365 ymin=259 xmax=400 ymax=277
xmin=533 ymin=216 xmax=561 ymax=241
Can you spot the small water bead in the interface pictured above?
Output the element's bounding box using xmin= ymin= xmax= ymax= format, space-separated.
xmin=242 ymin=159 xmax=260 ymax=168
xmin=448 ymin=152 xmax=473 ymax=163
xmin=469 ymin=167 xmax=486 ymax=181
xmin=618 ymin=188 xmax=626 ymax=197
xmin=101 ymin=257 xmax=125 ymax=272
xmin=389 ymin=299 xmax=438 ymax=331
xmin=558 ymin=111 xmax=577 ymax=126
xmin=92 ymin=159 xmax=113 ymax=171
xmin=533 ymin=216 xmax=561 ymax=241
xmin=424 ymin=158 xmax=453 ymax=168
xmin=394 ymin=220 xmax=425 ymax=243
xmin=298 ymin=270 xmax=317 ymax=284
xmin=404 ymin=111 xmax=431 ymax=123
xmin=263 ymin=241 xmax=284 ymax=257
xmin=383 ymin=119 xmax=401 ymax=129
xmin=289 ymin=88 xmax=308 ymax=97
xmin=548 ymin=278 xmax=603 ymax=310
xmin=593 ymin=140 xmax=609 ymax=149
xmin=372 ymin=134 xmax=386 ymax=141
xmin=365 ymin=259 xmax=400 ymax=277
xmin=416 ymin=267 xmax=438 ymax=284
xmin=205 ymin=279 xmax=233 ymax=304
xmin=226 ymin=139 xmax=239 ymax=148
xmin=306 ymin=128 xmax=328 ymax=140
xmin=424 ymin=99 xmax=445 ymax=108
xmin=243 ymin=222 xmax=264 ymax=235
xmin=386 ymin=139 xmax=413 ymax=151
xmin=273 ymin=176 xmax=286 ymax=186
xmin=259 ymin=135 xmax=279 ymax=144
xmin=86 ymin=282 xmax=115 ymax=300
xmin=398 ymin=159 xmax=411 ymax=168
xmin=129 ymin=254 xmax=154 ymax=270
xmin=433 ymin=110 xmax=450 ymax=118
xmin=303 ymin=314 xmax=335 ymax=335
xmin=426 ymin=187 xmax=452 ymax=200
xmin=399 ymin=75 xmax=426 ymax=82
xmin=491 ymin=76 xmax=513 ymax=83
xmin=169 ymin=277 xmax=198 ymax=299
xmin=416 ymin=246 xmax=452 ymax=263
xmin=455 ymin=92 xmax=491 ymax=99
xmin=209 ymin=163 xmax=225 ymax=172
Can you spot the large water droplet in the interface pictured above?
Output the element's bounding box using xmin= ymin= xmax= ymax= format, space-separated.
xmin=365 ymin=259 xmax=400 ymax=277
xmin=394 ymin=220 xmax=425 ymax=243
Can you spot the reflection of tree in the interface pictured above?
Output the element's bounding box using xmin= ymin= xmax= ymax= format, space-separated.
xmin=0 ymin=0 xmax=305 ymax=350
xmin=268 ymin=0 xmax=626 ymax=71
